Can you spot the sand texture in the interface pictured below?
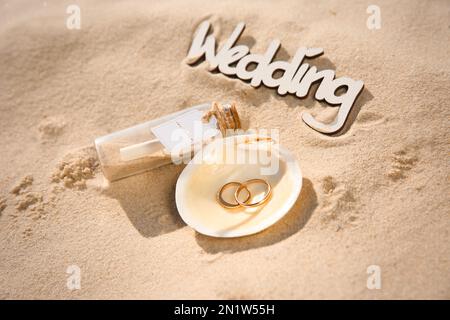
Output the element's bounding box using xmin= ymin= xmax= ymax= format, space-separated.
xmin=0 ymin=0 xmax=449 ymax=299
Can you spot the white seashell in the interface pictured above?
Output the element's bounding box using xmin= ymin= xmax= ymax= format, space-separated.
xmin=175 ymin=134 xmax=302 ymax=237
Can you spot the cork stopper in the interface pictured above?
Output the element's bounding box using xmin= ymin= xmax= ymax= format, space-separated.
xmin=202 ymin=102 xmax=242 ymax=136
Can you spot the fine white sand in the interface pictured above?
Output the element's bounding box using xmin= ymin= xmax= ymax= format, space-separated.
xmin=0 ymin=0 xmax=449 ymax=299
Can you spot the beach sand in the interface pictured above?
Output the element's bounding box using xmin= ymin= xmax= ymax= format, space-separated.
xmin=0 ymin=0 xmax=449 ymax=299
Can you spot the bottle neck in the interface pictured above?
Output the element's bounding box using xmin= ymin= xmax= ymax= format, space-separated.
xmin=202 ymin=102 xmax=242 ymax=136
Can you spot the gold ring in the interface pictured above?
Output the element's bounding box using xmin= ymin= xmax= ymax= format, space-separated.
xmin=216 ymin=181 xmax=251 ymax=209
xmin=234 ymin=179 xmax=272 ymax=208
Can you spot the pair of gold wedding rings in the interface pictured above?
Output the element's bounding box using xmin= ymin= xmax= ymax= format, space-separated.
xmin=216 ymin=179 xmax=272 ymax=209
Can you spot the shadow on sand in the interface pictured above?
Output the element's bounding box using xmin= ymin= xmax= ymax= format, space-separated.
xmin=105 ymin=164 xmax=186 ymax=238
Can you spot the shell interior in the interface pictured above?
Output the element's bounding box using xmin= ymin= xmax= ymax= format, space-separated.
xmin=175 ymin=134 xmax=302 ymax=237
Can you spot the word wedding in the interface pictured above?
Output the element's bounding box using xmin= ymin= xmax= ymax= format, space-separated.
xmin=186 ymin=21 xmax=364 ymax=134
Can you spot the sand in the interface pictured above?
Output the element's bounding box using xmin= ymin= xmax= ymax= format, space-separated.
xmin=0 ymin=0 xmax=449 ymax=299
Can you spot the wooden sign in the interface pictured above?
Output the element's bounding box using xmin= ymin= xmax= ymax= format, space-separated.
xmin=186 ymin=21 xmax=364 ymax=134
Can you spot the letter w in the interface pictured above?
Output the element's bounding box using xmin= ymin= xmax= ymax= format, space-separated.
xmin=186 ymin=20 xmax=246 ymax=71
xmin=186 ymin=21 xmax=218 ymax=69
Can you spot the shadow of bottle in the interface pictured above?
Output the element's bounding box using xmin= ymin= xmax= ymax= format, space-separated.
xmin=104 ymin=163 xmax=186 ymax=238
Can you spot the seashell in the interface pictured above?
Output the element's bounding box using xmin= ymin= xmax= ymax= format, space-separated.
xmin=175 ymin=134 xmax=302 ymax=238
